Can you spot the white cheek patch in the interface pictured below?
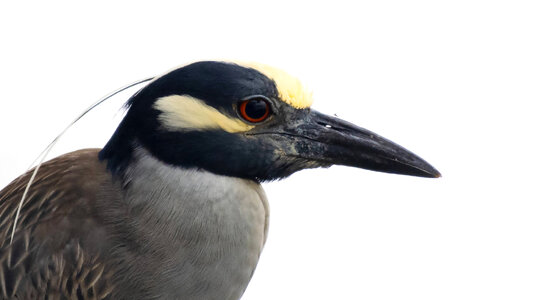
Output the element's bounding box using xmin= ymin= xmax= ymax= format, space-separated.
xmin=153 ymin=95 xmax=254 ymax=133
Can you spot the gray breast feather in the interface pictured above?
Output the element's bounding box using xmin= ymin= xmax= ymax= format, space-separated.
xmin=114 ymin=147 xmax=270 ymax=300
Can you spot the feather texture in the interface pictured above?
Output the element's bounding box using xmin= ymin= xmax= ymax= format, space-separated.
xmin=0 ymin=149 xmax=269 ymax=299
xmin=0 ymin=150 xmax=119 ymax=299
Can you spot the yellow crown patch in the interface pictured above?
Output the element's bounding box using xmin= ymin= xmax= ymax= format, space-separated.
xmin=236 ymin=62 xmax=313 ymax=109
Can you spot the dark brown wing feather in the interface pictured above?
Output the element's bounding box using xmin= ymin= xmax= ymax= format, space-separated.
xmin=0 ymin=149 xmax=120 ymax=299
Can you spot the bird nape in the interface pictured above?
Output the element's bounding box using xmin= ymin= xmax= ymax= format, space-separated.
xmin=0 ymin=61 xmax=440 ymax=299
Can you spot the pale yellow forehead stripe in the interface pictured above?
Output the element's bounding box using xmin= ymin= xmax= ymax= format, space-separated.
xmin=236 ymin=62 xmax=314 ymax=109
xmin=154 ymin=95 xmax=253 ymax=133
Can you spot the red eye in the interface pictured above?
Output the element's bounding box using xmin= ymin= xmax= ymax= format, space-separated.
xmin=239 ymin=98 xmax=271 ymax=123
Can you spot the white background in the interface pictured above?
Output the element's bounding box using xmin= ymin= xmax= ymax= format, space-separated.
xmin=1 ymin=1 xmax=532 ymax=299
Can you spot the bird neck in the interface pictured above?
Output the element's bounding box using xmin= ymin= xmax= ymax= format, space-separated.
xmin=119 ymin=146 xmax=267 ymax=213
xmin=106 ymin=147 xmax=269 ymax=300
xmin=98 ymin=119 xmax=136 ymax=175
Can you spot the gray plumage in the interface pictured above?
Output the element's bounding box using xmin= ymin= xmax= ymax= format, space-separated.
xmin=0 ymin=148 xmax=269 ymax=299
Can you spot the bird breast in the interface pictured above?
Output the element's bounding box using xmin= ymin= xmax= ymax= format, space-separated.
xmin=117 ymin=147 xmax=269 ymax=300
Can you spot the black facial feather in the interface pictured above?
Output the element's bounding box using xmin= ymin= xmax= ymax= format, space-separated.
xmin=143 ymin=130 xmax=294 ymax=181
xmin=99 ymin=61 xmax=297 ymax=180
xmin=127 ymin=61 xmax=278 ymax=110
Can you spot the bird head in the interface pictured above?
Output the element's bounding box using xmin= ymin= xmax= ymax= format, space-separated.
xmin=99 ymin=61 xmax=440 ymax=181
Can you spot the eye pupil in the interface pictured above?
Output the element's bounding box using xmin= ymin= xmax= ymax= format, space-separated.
xmin=245 ymin=100 xmax=267 ymax=119
xmin=239 ymin=98 xmax=270 ymax=123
